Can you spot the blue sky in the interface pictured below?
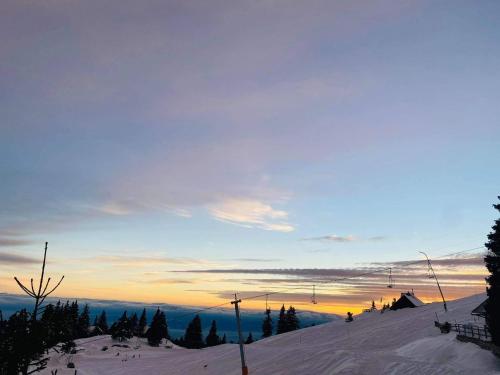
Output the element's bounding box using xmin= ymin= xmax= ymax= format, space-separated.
xmin=0 ymin=0 xmax=499 ymax=312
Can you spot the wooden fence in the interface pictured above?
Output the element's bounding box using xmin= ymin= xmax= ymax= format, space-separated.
xmin=452 ymin=323 xmax=491 ymax=342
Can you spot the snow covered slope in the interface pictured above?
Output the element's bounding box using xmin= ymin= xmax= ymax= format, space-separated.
xmin=42 ymin=293 xmax=500 ymax=375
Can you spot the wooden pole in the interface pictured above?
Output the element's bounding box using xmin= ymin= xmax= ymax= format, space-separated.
xmin=231 ymin=294 xmax=248 ymax=375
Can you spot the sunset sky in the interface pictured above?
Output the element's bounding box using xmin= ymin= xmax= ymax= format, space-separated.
xmin=1 ymin=0 xmax=499 ymax=315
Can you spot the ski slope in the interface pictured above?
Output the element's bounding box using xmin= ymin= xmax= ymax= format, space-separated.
xmin=42 ymin=293 xmax=499 ymax=374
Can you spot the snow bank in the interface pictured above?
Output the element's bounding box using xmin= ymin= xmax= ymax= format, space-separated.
xmin=41 ymin=293 xmax=500 ymax=375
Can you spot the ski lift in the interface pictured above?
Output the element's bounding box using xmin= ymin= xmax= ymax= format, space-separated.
xmin=387 ymin=268 xmax=395 ymax=288
xmin=311 ymin=285 xmax=317 ymax=304
xmin=427 ymin=263 xmax=435 ymax=279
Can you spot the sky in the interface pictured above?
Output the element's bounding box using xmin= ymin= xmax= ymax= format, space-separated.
xmin=1 ymin=0 xmax=499 ymax=315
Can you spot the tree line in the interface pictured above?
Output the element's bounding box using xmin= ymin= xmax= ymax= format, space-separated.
xmin=0 ymin=300 xmax=301 ymax=373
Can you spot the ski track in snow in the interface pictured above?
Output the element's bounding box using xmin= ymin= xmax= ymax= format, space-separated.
xmin=41 ymin=293 xmax=500 ymax=374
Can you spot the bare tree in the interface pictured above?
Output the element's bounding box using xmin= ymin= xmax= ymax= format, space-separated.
xmin=14 ymin=242 xmax=64 ymax=320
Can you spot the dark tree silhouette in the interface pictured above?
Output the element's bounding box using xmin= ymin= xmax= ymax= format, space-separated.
xmin=95 ymin=310 xmax=109 ymax=335
xmin=0 ymin=309 xmax=47 ymax=374
xmin=183 ymin=315 xmax=204 ymax=349
xmin=245 ymin=332 xmax=254 ymax=344
xmin=220 ymin=333 xmax=227 ymax=344
xmin=485 ymin=196 xmax=500 ymax=345
xmin=110 ymin=311 xmax=133 ymax=342
xmin=345 ymin=312 xmax=353 ymax=322
xmin=77 ymin=304 xmax=90 ymax=338
xmin=147 ymin=308 xmax=169 ymax=346
xmin=129 ymin=312 xmax=138 ymax=335
xmin=8 ymin=242 xmax=63 ymax=374
xmin=276 ymin=304 xmax=287 ymax=334
xmin=205 ymin=320 xmax=220 ymax=347
xmin=136 ymin=308 xmax=147 ymax=337
xmin=285 ymin=306 xmax=299 ymax=332
xmin=262 ymin=308 xmax=273 ymax=338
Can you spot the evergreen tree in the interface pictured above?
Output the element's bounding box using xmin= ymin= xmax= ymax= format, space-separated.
xmin=390 ymin=298 xmax=397 ymax=308
xmin=129 ymin=312 xmax=138 ymax=335
xmin=136 ymin=308 xmax=147 ymax=337
xmin=77 ymin=304 xmax=90 ymax=338
xmin=69 ymin=301 xmax=79 ymax=338
xmin=262 ymin=308 xmax=273 ymax=338
xmin=0 ymin=309 xmax=48 ymax=374
xmin=371 ymin=300 xmax=376 ymax=311
xmin=485 ymin=196 xmax=500 ymax=345
xmin=245 ymin=332 xmax=254 ymax=344
xmin=205 ymin=320 xmax=220 ymax=347
xmin=285 ymin=306 xmax=299 ymax=332
xmin=184 ymin=315 xmax=204 ymax=349
xmin=276 ymin=304 xmax=287 ymax=334
xmin=95 ymin=310 xmax=108 ymax=334
xmin=41 ymin=304 xmax=57 ymax=347
xmin=220 ymin=333 xmax=227 ymax=344
xmin=110 ymin=311 xmax=132 ymax=341
xmin=147 ymin=308 xmax=169 ymax=346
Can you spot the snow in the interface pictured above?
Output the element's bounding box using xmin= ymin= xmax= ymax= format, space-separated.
xmin=41 ymin=293 xmax=500 ymax=375
xmin=405 ymin=294 xmax=425 ymax=307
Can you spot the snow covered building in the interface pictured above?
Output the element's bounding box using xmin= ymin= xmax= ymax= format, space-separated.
xmin=471 ymin=298 xmax=488 ymax=318
xmin=390 ymin=291 xmax=424 ymax=310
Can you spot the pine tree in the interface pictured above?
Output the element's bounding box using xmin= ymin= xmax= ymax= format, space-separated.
xmin=95 ymin=310 xmax=108 ymax=334
xmin=245 ymin=332 xmax=254 ymax=344
xmin=184 ymin=315 xmax=204 ymax=349
xmin=371 ymin=300 xmax=376 ymax=311
xmin=136 ymin=308 xmax=147 ymax=337
xmin=110 ymin=311 xmax=132 ymax=342
xmin=485 ymin=196 xmax=500 ymax=345
xmin=220 ymin=333 xmax=227 ymax=344
xmin=147 ymin=308 xmax=169 ymax=346
xmin=0 ymin=309 xmax=48 ymax=374
xmin=69 ymin=301 xmax=79 ymax=338
xmin=285 ymin=306 xmax=299 ymax=332
xmin=276 ymin=304 xmax=287 ymax=334
xmin=205 ymin=320 xmax=220 ymax=347
xmin=262 ymin=308 xmax=273 ymax=338
xmin=129 ymin=312 xmax=138 ymax=335
xmin=77 ymin=304 xmax=90 ymax=338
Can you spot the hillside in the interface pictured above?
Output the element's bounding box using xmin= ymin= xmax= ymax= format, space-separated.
xmin=41 ymin=293 xmax=499 ymax=375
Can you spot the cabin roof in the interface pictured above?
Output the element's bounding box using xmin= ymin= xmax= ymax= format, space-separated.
xmin=471 ymin=299 xmax=487 ymax=317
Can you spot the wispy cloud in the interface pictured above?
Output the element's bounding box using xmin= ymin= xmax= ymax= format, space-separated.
xmin=97 ymin=200 xmax=192 ymax=218
xmin=146 ymin=278 xmax=193 ymax=285
xmin=208 ymin=198 xmax=294 ymax=232
xmin=301 ymin=235 xmax=387 ymax=242
xmin=0 ymin=252 xmax=39 ymax=265
xmin=231 ymin=258 xmax=282 ymax=263
xmin=0 ymin=238 xmax=34 ymax=247
xmin=83 ymin=255 xmax=212 ymax=267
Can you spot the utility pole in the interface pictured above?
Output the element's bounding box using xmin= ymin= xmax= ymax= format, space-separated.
xmin=419 ymin=251 xmax=447 ymax=312
xmin=231 ymin=294 xmax=249 ymax=375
